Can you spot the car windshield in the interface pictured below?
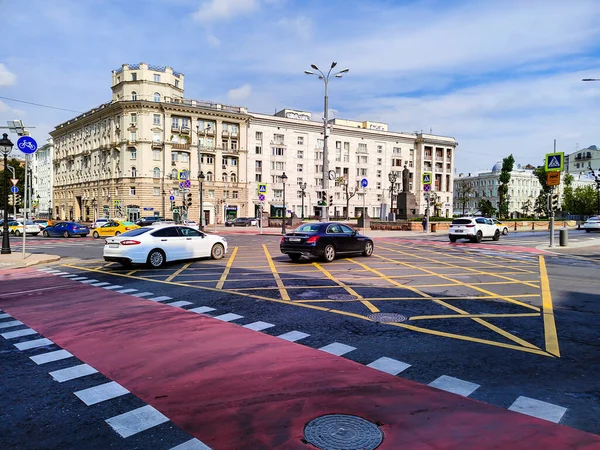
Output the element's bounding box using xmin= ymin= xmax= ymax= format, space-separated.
xmin=295 ymin=224 xmax=321 ymax=232
xmin=120 ymin=228 xmax=151 ymax=237
xmin=452 ymin=219 xmax=473 ymax=225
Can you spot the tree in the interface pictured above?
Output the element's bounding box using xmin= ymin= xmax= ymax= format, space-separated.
xmin=535 ymin=191 xmax=549 ymax=216
xmin=533 ymin=165 xmax=552 ymax=194
xmin=337 ymin=177 xmax=357 ymax=219
xmin=0 ymin=158 xmax=26 ymax=214
xmin=572 ymin=185 xmax=598 ymax=216
xmin=498 ymin=154 xmax=515 ymax=219
xmin=521 ymin=199 xmax=532 ymax=217
xmin=562 ymin=173 xmax=574 ymax=213
xmin=477 ymin=199 xmax=496 ymax=217
xmin=455 ymin=179 xmax=474 ymax=215
xmin=430 ymin=192 xmax=443 ymax=217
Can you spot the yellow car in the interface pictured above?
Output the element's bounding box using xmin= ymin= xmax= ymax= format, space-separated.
xmin=92 ymin=220 xmax=139 ymax=238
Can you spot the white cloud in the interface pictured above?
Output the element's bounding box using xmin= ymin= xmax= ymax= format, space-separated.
xmin=0 ymin=64 xmax=16 ymax=86
xmin=278 ymin=16 xmax=312 ymax=40
xmin=207 ymin=34 xmax=221 ymax=47
xmin=193 ymin=0 xmax=260 ymax=24
xmin=227 ymin=84 xmax=252 ymax=101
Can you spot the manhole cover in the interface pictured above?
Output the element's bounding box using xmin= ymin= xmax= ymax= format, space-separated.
xmin=327 ymin=294 xmax=358 ymax=301
xmin=304 ymin=414 xmax=383 ymax=450
xmin=368 ymin=312 xmax=407 ymax=323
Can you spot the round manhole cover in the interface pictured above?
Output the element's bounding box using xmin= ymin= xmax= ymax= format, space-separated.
xmin=368 ymin=312 xmax=407 ymax=323
xmin=304 ymin=414 xmax=383 ymax=450
xmin=327 ymin=294 xmax=358 ymax=301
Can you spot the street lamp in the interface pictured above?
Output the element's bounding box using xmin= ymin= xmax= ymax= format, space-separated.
xmin=388 ymin=171 xmax=397 ymax=220
xmin=281 ymin=172 xmax=288 ymax=234
xmin=1 ymin=133 xmax=14 ymax=254
xmin=305 ymin=62 xmax=349 ymax=222
xmin=299 ymin=181 xmax=307 ymax=219
xmin=198 ymin=170 xmax=205 ymax=231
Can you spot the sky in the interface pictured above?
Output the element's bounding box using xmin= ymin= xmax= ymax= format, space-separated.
xmin=2 ymin=0 xmax=600 ymax=174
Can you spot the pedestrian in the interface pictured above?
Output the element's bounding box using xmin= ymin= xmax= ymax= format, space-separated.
xmin=422 ymin=216 xmax=428 ymax=232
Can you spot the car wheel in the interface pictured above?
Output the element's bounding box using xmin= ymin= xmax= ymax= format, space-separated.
xmin=211 ymin=243 xmax=225 ymax=260
xmin=93 ymin=231 xmax=99 ymax=238
xmin=502 ymin=227 xmax=508 ymax=235
xmin=492 ymin=230 xmax=500 ymax=241
xmin=473 ymin=231 xmax=483 ymax=243
xmin=289 ymin=253 xmax=301 ymax=261
xmin=14 ymin=230 xmax=21 ymax=237
xmin=115 ymin=231 xmax=121 ymax=236
xmin=362 ymin=240 xmax=374 ymax=257
xmin=147 ymin=249 xmax=165 ymax=268
xmin=322 ymin=244 xmax=336 ymax=262
xmin=449 ymin=236 xmax=457 ymax=243
xmin=586 ymin=229 xmax=591 ymax=233
xmin=43 ymin=230 xmax=49 ymax=237
xmin=63 ymin=231 xmax=70 ymax=238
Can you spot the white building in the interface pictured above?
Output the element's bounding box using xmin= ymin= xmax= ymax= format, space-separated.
xmin=32 ymin=138 xmax=54 ymax=218
xmin=565 ymin=145 xmax=600 ymax=175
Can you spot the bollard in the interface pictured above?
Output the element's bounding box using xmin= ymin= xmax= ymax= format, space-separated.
xmin=559 ymin=228 xmax=568 ymax=247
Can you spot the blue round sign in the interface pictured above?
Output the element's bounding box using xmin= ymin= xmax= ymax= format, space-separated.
xmin=361 ymin=178 xmax=368 ymax=188
xmin=169 ymin=195 xmax=175 ymax=201
xmin=17 ymin=136 xmax=38 ymax=154
xmin=258 ymin=194 xmax=265 ymax=202
xmin=10 ymin=186 xmax=18 ymax=194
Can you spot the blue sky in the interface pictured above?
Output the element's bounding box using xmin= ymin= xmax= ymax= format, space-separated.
xmin=3 ymin=0 xmax=600 ymax=173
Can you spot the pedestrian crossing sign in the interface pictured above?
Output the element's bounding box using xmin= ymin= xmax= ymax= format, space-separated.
xmin=258 ymin=183 xmax=268 ymax=194
xmin=178 ymin=170 xmax=190 ymax=181
xmin=422 ymin=172 xmax=432 ymax=185
xmin=545 ymin=152 xmax=564 ymax=172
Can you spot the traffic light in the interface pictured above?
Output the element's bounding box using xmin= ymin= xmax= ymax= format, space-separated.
xmin=170 ymin=201 xmax=175 ymax=211
xmin=329 ymin=195 xmax=333 ymax=205
xmin=14 ymin=194 xmax=21 ymax=205
xmin=551 ymin=193 xmax=559 ymax=211
xmin=186 ymin=192 xmax=193 ymax=208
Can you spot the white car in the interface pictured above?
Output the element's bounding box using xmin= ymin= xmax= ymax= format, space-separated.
xmin=448 ymin=217 xmax=500 ymax=243
xmin=490 ymin=218 xmax=509 ymax=235
xmin=10 ymin=220 xmax=40 ymax=236
xmin=184 ymin=220 xmax=200 ymax=230
xmin=91 ymin=218 xmax=109 ymax=229
xmin=103 ymin=225 xmax=227 ymax=268
xmin=583 ymin=216 xmax=600 ymax=232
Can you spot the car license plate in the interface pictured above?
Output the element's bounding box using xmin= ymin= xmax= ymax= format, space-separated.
xmin=289 ymin=238 xmax=301 ymax=242
xmin=455 ymin=230 xmax=463 ymax=233
xmin=108 ymin=243 xmax=119 ymax=248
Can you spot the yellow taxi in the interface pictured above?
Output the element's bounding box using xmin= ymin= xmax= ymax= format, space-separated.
xmin=92 ymin=220 xmax=139 ymax=238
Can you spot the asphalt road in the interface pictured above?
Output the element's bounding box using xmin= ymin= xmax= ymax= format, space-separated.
xmin=1 ymin=230 xmax=600 ymax=448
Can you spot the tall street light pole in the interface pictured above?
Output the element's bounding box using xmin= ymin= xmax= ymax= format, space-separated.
xmin=299 ymin=181 xmax=307 ymax=219
xmin=1 ymin=133 xmax=14 ymax=254
xmin=198 ymin=170 xmax=205 ymax=231
xmin=305 ymin=62 xmax=349 ymax=222
xmin=388 ymin=172 xmax=397 ymax=221
xmin=281 ymin=172 xmax=288 ymax=234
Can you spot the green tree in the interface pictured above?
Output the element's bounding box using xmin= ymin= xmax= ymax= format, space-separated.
xmin=455 ymin=179 xmax=474 ymax=215
xmin=0 ymin=158 xmax=26 ymax=213
xmin=535 ymin=191 xmax=549 ymax=216
xmin=533 ymin=165 xmax=552 ymax=194
xmin=562 ymin=173 xmax=574 ymax=213
xmin=521 ymin=199 xmax=532 ymax=217
xmin=477 ymin=199 xmax=496 ymax=217
xmin=572 ymin=185 xmax=598 ymax=216
xmin=498 ymin=154 xmax=515 ymax=218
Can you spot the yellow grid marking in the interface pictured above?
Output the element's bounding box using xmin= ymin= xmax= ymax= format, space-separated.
xmin=262 ymin=245 xmax=290 ymax=301
xmin=216 ymin=247 xmax=238 ymax=289
xmin=410 ymin=313 xmax=540 ymax=320
xmin=294 ymin=294 xmax=541 ymax=302
xmin=539 ymin=255 xmax=560 ymax=357
xmin=165 ymin=262 xmax=192 ymax=282
xmin=125 ymin=269 xmax=138 ymax=276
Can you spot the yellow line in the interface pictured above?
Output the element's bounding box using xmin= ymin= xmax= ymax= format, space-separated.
xmin=294 ymin=294 xmax=541 ymax=302
xmin=262 ymin=245 xmax=290 ymax=301
xmin=539 ymin=256 xmax=560 ymax=357
xmin=312 ymin=262 xmax=379 ymax=313
xmin=410 ymin=313 xmax=540 ymax=320
xmin=216 ymin=247 xmax=238 ymax=289
xmin=165 ymin=262 xmax=191 ymax=282
xmin=125 ymin=269 xmax=138 ymax=276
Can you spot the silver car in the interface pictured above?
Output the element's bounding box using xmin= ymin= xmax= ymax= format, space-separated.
xmin=449 ymin=217 xmax=500 ymax=243
xmin=583 ymin=216 xmax=600 ymax=232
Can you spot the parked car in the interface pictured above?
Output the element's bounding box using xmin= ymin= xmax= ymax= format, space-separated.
xmin=8 ymin=220 xmax=40 ymax=236
xmin=103 ymin=225 xmax=228 ymax=268
xmin=92 ymin=220 xmax=139 ymax=238
xmin=184 ymin=220 xmax=200 ymax=230
xmin=280 ymin=222 xmax=373 ymax=262
xmin=490 ymin=218 xmax=509 ymax=235
xmin=449 ymin=217 xmax=500 ymax=243
xmin=135 ymin=216 xmax=164 ymax=227
xmin=33 ymin=219 xmax=49 ymax=231
xmin=43 ymin=221 xmax=90 ymax=238
xmin=91 ymin=218 xmax=109 ymax=229
xmin=227 ymin=217 xmax=255 ymax=227
xmin=583 ymin=216 xmax=600 ymax=232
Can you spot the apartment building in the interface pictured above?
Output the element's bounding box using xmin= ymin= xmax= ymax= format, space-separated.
xmin=32 ymin=138 xmax=54 ymax=218
xmin=50 ymin=63 xmax=250 ymax=223
xmin=565 ymin=145 xmax=600 ymax=175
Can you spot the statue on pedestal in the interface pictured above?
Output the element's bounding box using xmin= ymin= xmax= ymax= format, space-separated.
xmin=402 ymin=165 xmax=410 ymax=193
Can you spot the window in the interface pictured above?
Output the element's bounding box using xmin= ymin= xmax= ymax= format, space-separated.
xmin=273 ymin=133 xmax=284 ymax=144
xmin=297 ymin=164 xmax=303 ymax=172
xmin=272 ymin=147 xmax=285 ymax=156
xmin=377 ymin=145 xmax=383 ymax=153
xmin=153 ymin=92 xmax=160 ymax=102
xmin=171 ymin=152 xmax=179 ymax=162
xmin=232 ymin=191 xmax=239 ymax=199
xmin=130 ymin=166 xmax=137 ymax=177
xmin=153 ymin=114 xmax=161 ymax=125
xmin=377 ymin=170 xmax=382 ymax=178
xmin=255 ymin=131 xmax=263 ymax=140
xmin=336 ymin=141 xmax=341 ymax=149
xmin=153 ymin=187 xmax=160 ymax=196
xmin=182 ymin=118 xmax=189 ymax=129
xmin=222 ymin=173 xmax=228 ymax=182
xmin=130 ymin=186 xmax=136 ymax=195
xmin=180 ymin=153 xmax=189 ymax=163
xmin=130 ymin=132 xmax=137 ymax=142
xmin=255 ymin=174 xmax=262 ymax=182
xmin=154 ymin=74 xmax=161 ymax=82
xmin=206 ymin=171 xmax=213 ymax=181
xmin=344 ymin=142 xmax=350 ymax=151
xmin=131 ymin=73 xmax=137 ymax=81
xmin=205 ymin=155 xmax=213 ymax=164
xmin=130 ymin=148 xmax=137 ymax=159
xmin=153 ymin=150 xmax=161 ymax=161
xmin=175 ymin=79 xmax=179 ymax=88
xmin=377 ymin=158 xmax=382 ymax=165
xmin=376 ymin=182 xmax=381 ymax=189
xmin=297 ymin=136 xmax=304 ymax=145
xmin=152 ymin=132 xmax=161 ymax=143
xmin=273 ymin=189 xmax=283 ymax=198
xmin=317 ymin=139 xmax=324 ymax=149
xmin=255 ymin=160 xmax=262 ymax=170
xmin=358 ymin=143 xmax=367 ymax=152
xmin=315 ymin=151 xmax=323 ymax=160
xmin=153 ymin=167 xmax=161 ymax=178
xmin=231 ymin=173 xmax=237 ymax=183
xmin=208 ymin=189 xmax=215 ymax=198
xmin=297 ymin=150 xmax=304 ymax=159
xmin=152 ymin=227 xmax=180 ymax=238
xmin=255 ymin=146 xmax=262 ymax=154
xmin=171 ymin=169 xmax=178 ymax=179
xmin=130 ymin=113 xmax=137 ymax=124
xmin=392 ymin=147 xmax=401 ymax=155
xmin=131 ymin=91 xmax=137 ymax=101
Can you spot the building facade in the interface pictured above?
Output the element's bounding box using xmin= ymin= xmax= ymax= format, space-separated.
xmin=565 ymin=145 xmax=600 ymax=175
xmin=32 ymin=138 xmax=54 ymax=218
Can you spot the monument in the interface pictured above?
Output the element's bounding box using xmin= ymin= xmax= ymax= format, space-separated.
xmin=396 ymin=165 xmax=417 ymax=220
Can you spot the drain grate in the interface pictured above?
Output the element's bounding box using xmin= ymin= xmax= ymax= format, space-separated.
xmin=368 ymin=312 xmax=407 ymax=323
xmin=327 ymin=294 xmax=358 ymax=301
xmin=304 ymin=414 xmax=383 ymax=450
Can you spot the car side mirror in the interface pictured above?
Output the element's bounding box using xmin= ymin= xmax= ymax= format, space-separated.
xmin=352 ymin=230 xmax=357 ymax=236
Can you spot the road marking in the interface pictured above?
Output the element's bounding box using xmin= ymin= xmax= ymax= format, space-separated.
xmin=15 ymin=338 xmax=53 ymax=350
xmin=165 ymin=301 xmax=193 ymax=308
xmin=539 ymin=256 xmax=560 ymax=357
xmin=0 ymin=284 xmax=74 ymax=297
xmin=216 ymin=247 xmax=238 ymax=289
xmin=125 ymin=269 xmax=138 ymax=276
xmin=49 ymin=364 xmax=98 ymax=382
xmin=102 ymin=285 xmax=123 ymax=290
xmin=165 ymin=263 xmax=192 ymax=283
xmin=52 ymin=271 xmax=70 ymax=276
xmin=319 ymin=342 xmax=356 ymax=356
xmin=90 ymin=282 xmax=111 ymax=287
xmin=105 ymin=405 xmax=169 ymax=438
xmin=509 ymin=396 xmax=566 ymax=423
xmin=213 ymin=313 xmax=243 ymax=322
xmin=30 ymin=349 xmax=73 ymax=365
xmin=43 ymin=269 xmax=61 ymax=273
xmin=262 ymin=245 xmax=290 ymax=301
xmin=0 ymin=320 xmax=23 ymax=329
xmin=2 ymin=328 xmax=37 ymax=339
xmin=170 ymin=438 xmax=212 ymax=450
xmin=79 ymin=279 xmax=99 ymax=284
xmin=70 ymin=277 xmax=88 ymax=281
xmin=0 ymin=313 xmax=10 ymax=319
xmin=277 ymin=331 xmax=310 ymax=342
xmin=75 ymin=381 xmax=130 ymax=406
xmin=313 ymin=262 xmax=379 ymax=313
xmin=131 ymin=292 xmax=155 ymax=298
xmin=116 ymin=289 xmax=138 ymax=294
xmin=409 ymin=313 xmax=540 ymax=320
xmin=429 ymin=375 xmax=480 ymax=397
xmin=148 ymin=296 xmax=172 ymax=302
xmin=243 ymin=321 xmax=275 ymax=331
xmin=189 ymin=306 xmax=216 ymax=314
xmin=367 ymin=357 xmax=411 ymax=375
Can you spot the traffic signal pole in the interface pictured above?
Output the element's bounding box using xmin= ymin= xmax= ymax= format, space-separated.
xmin=549 ymin=186 xmax=555 ymax=248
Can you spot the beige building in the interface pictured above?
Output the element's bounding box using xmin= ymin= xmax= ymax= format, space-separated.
xmin=51 ymin=63 xmax=250 ymax=223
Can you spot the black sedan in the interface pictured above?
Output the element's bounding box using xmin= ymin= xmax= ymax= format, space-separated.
xmin=280 ymin=222 xmax=374 ymax=262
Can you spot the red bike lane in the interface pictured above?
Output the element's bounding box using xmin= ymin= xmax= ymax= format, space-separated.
xmin=1 ymin=268 xmax=597 ymax=449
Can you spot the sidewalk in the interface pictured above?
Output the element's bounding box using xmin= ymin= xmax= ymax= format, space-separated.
xmin=0 ymin=252 xmax=60 ymax=270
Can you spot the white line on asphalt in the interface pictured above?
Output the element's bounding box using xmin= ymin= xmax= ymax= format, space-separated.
xmin=105 ymin=405 xmax=169 ymax=438
xmin=74 ymin=381 xmax=130 ymax=406
xmin=367 ymin=357 xmax=411 ymax=375
xmin=49 ymin=364 xmax=98 ymax=383
xmin=90 ymin=282 xmax=111 ymax=287
xmin=70 ymin=277 xmax=88 ymax=281
xmin=212 ymin=313 xmax=244 ymax=322
xmin=243 ymin=321 xmax=275 ymax=331
xmin=0 ymin=285 xmax=74 ymax=298
xmin=115 ymin=289 xmax=138 ymax=294
xmin=30 ymin=349 xmax=73 ymax=365
xmin=102 ymin=285 xmax=123 ymax=290
xmin=1 ymin=328 xmax=37 ymax=339
xmin=131 ymin=292 xmax=155 ymax=298
xmin=0 ymin=320 xmax=23 ymax=329
xmin=508 ymin=396 xmax=567 ymax=423
xmin=188 ymin=306 xmax=216 ymax=314
xmin=14 ymin=338 xmax=53 ymax=350
xmin=43 ymin=270 xmax=61 ymax=274
xmin=165 ymin=301 xmax=193 ymax=308
xmin=148 ymin=296 xmax=172 ymax=302
xmin=61 ymin=274 xmax=79 ymax=278
xmin=0 ymin=313 xmax=10 ymax=319
xmin=428 ymin=375 xmax=480 ymax=397
xmin=170 ymin=438 xmax=212 ymax=450
xmin=52 ymin=272 xmax=70 ymax=276
xmin=319 ymin=342 xmax=356 ymax=356
xmin=277 ymin=331 xmax=309 ymax=342
xmin=79 ymin=279 xmax=99 ymax=284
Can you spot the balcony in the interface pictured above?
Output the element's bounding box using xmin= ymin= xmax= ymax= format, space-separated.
xmin=222 ymin=130 xmax=230 ymax=138
xmin=199 ymin=128 xmax=214 ymax=136
xmin=231 ymin=131 xmax=239 ymax=138
xmin=180 ymin=126 xmax=190 ymax=134
xmin=172 ymin=143 xmax=191 ymax=150
xmin=152 ymin=140 xmax=163 ymax=148
xmin=222 ymin=147 xmax=240 ymax=154
xmin=255 ymin=166 xmax=262 ymax=173
xmin=199 ymin=145 xmax=216 ymax=153
xmin=356 ymin=147 xmax=368 ymax=154
xmin=171 ymin=124 xmax=180 ymax=132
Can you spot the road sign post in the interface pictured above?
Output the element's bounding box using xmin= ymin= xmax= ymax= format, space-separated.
xmin=361 ymin=178 xmax=368 ymax=235
xmin=545 ymin=152 xmax=564 ymax=172
xmin=545 ymin=150 xmax=564 ymax=247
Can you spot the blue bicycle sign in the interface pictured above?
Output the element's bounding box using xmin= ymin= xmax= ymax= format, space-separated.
xmin=17 ymin=136 xmax=38 ymax=154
